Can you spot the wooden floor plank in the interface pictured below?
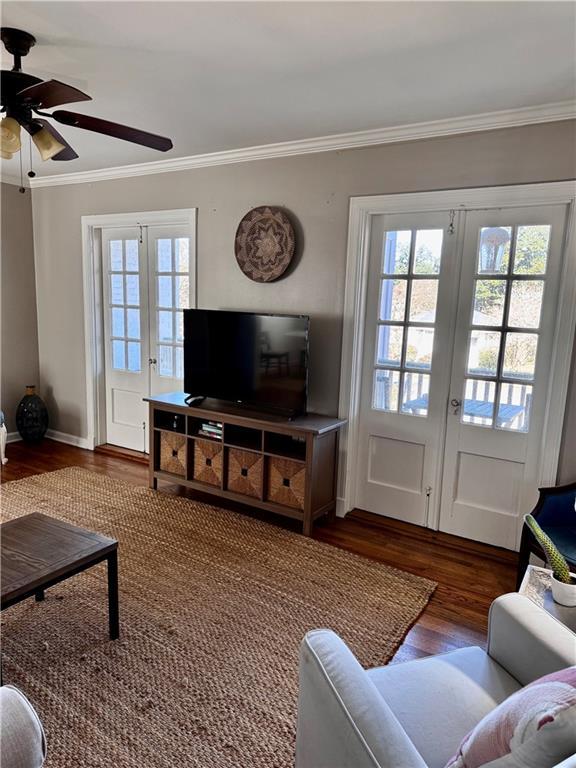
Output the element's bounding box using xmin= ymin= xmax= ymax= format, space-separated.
xmin=1 ymin=439 xmax=518 ymax=662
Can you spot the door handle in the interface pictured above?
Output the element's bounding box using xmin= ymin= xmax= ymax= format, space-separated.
xmin=148 ymin=358 xmax=157 ymax=365
xmin=450 ymin=398 xmax=462 ymax=415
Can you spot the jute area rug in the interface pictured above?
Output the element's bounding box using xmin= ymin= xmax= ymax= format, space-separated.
xmin=1 ymin=467 xmax=436 ymax=768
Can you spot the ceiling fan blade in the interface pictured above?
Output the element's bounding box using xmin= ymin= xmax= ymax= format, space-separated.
xmin=17 ymin=79 xmax=92 ymax=108
xmin=23 ymin=118 xmax=79 ymax=161
xmin=52 ymin=110 xmax=173 ymax=152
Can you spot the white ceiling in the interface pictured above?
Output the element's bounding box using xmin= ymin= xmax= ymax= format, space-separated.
xmin=1 ymin=1 xmax=575 ymax=179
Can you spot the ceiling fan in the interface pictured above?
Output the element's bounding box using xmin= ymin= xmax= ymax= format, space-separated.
xmin=0 ymin=27 xmax=173 ymax=164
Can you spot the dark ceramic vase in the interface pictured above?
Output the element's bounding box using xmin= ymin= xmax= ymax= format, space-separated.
xmin=16 ymin=385 xmax=49 ymax=442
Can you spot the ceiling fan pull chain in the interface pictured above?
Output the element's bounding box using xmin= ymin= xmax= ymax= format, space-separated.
xmin=18 ymin=141 xmax=25 ymax=193
xmin=27 ymin=134 xmax=36 ymax=179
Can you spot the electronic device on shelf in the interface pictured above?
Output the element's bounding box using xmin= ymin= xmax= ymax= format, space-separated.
xmin=183 ymin=309 xmax=309 ymax=419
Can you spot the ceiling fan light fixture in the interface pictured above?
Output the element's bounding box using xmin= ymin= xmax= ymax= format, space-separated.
xmin=32 ymin=126 xmax=65 ymax=161
xmin=0 ymin=116 xmax=21 ymax=154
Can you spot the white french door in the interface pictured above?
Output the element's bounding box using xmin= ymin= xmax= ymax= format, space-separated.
xmin=439 ymin=205 xmax=567 ymax=549
xmin=354 ymin=201 xmax=571 ymax=549
xmin=356 ymin=212 xmax=459 ymax=525
xmin=102 ymin=224 xmax=193 ymax=451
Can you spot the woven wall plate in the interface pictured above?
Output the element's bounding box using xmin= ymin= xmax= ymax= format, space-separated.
xmin=234 ymin=206 xmax=296 ymax=282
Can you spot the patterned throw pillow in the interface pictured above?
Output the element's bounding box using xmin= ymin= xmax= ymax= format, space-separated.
xmin=444 ymin=667 xmax=576 ymax=768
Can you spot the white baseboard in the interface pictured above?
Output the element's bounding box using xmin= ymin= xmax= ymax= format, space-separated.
xmin=336 ymin=497 xmax=349 ymax=518
xmin=45 ymin=429 xmax=93 ymax=450
xmin=6 ymin=431 xmax=20 ymax=444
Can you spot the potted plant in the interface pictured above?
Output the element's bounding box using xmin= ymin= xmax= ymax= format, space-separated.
xmin=524 ymin=514 xmax=576 ymax=606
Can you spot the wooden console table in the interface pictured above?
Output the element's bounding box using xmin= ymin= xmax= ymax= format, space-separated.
xmin=145 ymin=393 xmax=346 ymax=536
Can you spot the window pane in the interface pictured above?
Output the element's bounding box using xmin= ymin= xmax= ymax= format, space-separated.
xmin=372 ymin=369 xmax=400 ymax=411
xmin=125 ymin=240 xmax=139 ymax=271
xmin=157 ymin=239 xmax=172 ymax=272
xmin=376 ymin=326 xmax=403 ymax=367
xmin=514 ymin=225 xmax=550 ymax=275
xmin=409 ymin=279 xmax=438 ymax=323
xmin=111 ymin=274 xmax=124 ymax=305
xmin=127 ymin=341 xmax=141 ymax=372
xmin=508 ymin=280 xmax=544 ymax=329
xmin=467 ymin=330 xmax=500 ymax=376
xmin=159 ymin=310 xmax=173 ymax=341
xmin=497 ymin=383 xmax=532 ymax=432
xmin=477 ymin=227 xmax=511 ymax=274
xmin=473 ymin=280 xmax=506 ymax=326
xmin=176 ymin=311 xmax=184 ymax=342
xmin=405 ymin=327 xmax=434 ymax=370
xmin=126 ymin=308 xmax=140 ymax=339
xmin=159 ymin=345 xmax=173 ymax=376
xmin=175 ymin=346 xmax=184 ymax=379
xmin=413 ymin=229 xmax=443 ymax=274
xmin=503 ymin=333 xmax=538 ymax=380
xmin=158 ymin=276 xmax=173 ymax=308
xmin=111 ymin=307 xmax=124 ymax=337
xmin=110 ymin=241 xmax=123 ymax=271
xmin=462 ymin=379 xmax=496 ymax=426
xmin=382 ymin=231 xmax=411 ymax=274
xmin=175 ymin=238 xmax=190 ymax=273
xmin=112 ymin=340 xmax=125 ymax=370
xmin=401 ymin=372 xmax=430 ymax=416
xmin=379 ymin=279 xmax=407 ymax=321
xmin=175 ymin=275 xmax=190 ymax=309
xmin=125 ymin=275 xmax=139 ymax=306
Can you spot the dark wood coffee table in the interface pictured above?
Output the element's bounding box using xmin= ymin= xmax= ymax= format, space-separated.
xmin=1 ymin=513 xmax=119 ymax=640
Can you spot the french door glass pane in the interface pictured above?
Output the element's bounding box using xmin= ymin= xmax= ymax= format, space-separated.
xmin=373 ymin=369 xmax=400 ymax=411
xmin=409 ymin=279 xmax=438 ymax=322
xmin=502 ymin=333 xmax=538 ymax=380
xmin=401 ymin=373 xmax=430 ymax=416
xmin=497 ymin=383 xmax=532 ymax=431
xmin=473 ymin=280 xmax=506 ymax=325
xmin=175 ymin=238 xmax=189 ymax=272
xmin=513 ymin=226 xmax=550 ymax=274
xmin=158 ymin=276 xmax=172 ymax=308
xmin=413 ymin=230 xmax=443 ymax=274
xmin=111 ymin=274 xmax=123 ymax=304
xmin=376 ymin=326 xmax=403 ymax=366
xmin=126 ymin=308 xmax=140 ymax=339
xmin=112 ymin=307 xmax=124 ymax=337
xmin=112 ymin=340 xmax=125 ymax=370
xmin=157 ymin=239 xmax=172 ymax=272
xmin=158 ymin=311 xmax=173 ymax=341
xmin=110 ymin=241 xmax=123 ymax=271
xmin=382 ymin=231 xmax=411 ymax=274
xmin=467 ymin=330 xmax=500 ymax=377
xmin=405 ymin=327 xmax=433 ymax=370
xmin=159 ymin=345 xmax=173 ymax=376
xmin=463 ymin=379 xmax=496 ymax=426
xmin=508 ymin=281 xmax=544 ymax=329
xmin=127 ymin=341 xmax=141 ymax=372
xmin=379 ymin=279 xmax=407 ymax=321
xmin=125 ymin=240 xmax=139 ymax=271
xmin=477 ymin=227 xmax=511 ymax=274
xmin=125 ymin=275 xmax=139 ymax=306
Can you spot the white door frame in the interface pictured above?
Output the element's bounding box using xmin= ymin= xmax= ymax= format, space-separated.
xmin=338 ymin=182 xmax=576 ymax=537
xmin=81 ymin=208 xmax=197 ymax=450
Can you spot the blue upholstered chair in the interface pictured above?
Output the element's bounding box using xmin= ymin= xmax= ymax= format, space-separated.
xmin=516 ymin=481 xmax=576 ymax=589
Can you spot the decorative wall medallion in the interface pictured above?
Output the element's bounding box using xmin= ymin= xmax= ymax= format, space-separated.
xmin=235 ymin=206 xmax=296 ymax=282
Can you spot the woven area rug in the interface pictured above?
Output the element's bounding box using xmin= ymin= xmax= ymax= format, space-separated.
xmin=1 ymin=467 xmax=436 ymax=767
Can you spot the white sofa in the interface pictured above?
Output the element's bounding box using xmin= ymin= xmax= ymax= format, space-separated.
xmin=0 ymin=685 xmax=46 ymax=768
xmin=296 ymin=593 xmax=576 ymax=768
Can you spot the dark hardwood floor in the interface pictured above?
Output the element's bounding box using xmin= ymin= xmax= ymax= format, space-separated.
xmin=2 ymin=439 xmax=518 ymax=663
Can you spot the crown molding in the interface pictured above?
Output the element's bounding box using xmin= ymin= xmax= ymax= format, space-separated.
xmin=16 ymin=100 xmax=576 ymax=190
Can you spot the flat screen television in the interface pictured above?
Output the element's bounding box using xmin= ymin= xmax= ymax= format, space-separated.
xmin=183 ymin=309 xmax=309 ymax=416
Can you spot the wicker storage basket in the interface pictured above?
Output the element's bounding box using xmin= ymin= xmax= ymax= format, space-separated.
xmin=227 ymin=449 xmax=263 ymax=499
xmin=159 ymin=432 xmax=187 ymax=476
xmin=193 ymin=439 xmax=223 ymax=487
xmin=266 ymin=457 xmax=306 ymax=509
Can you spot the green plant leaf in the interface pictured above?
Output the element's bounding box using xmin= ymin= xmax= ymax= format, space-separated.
xmin=525 ymin=514 xmax=572 ymax=583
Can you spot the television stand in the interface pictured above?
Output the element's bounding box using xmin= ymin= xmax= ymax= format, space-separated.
xmin=184 ymin=394 xmax=206 ymax=406
xmin=145 ymin=392 xmax=346 ymax=536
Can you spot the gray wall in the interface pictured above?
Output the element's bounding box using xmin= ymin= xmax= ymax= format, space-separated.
xmin=29 ymin=120 xmax=576 ymax=478
xmin=1 ymin=182 xmax=40 ymax=432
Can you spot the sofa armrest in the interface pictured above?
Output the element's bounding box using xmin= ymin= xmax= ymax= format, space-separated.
xmin=487 ymin=593 xmax=576 ymax=686
xmin=0 ymin=685 xmax=46 ymax=768
xmin=296 ymin=629 xmax=428 ymax=768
